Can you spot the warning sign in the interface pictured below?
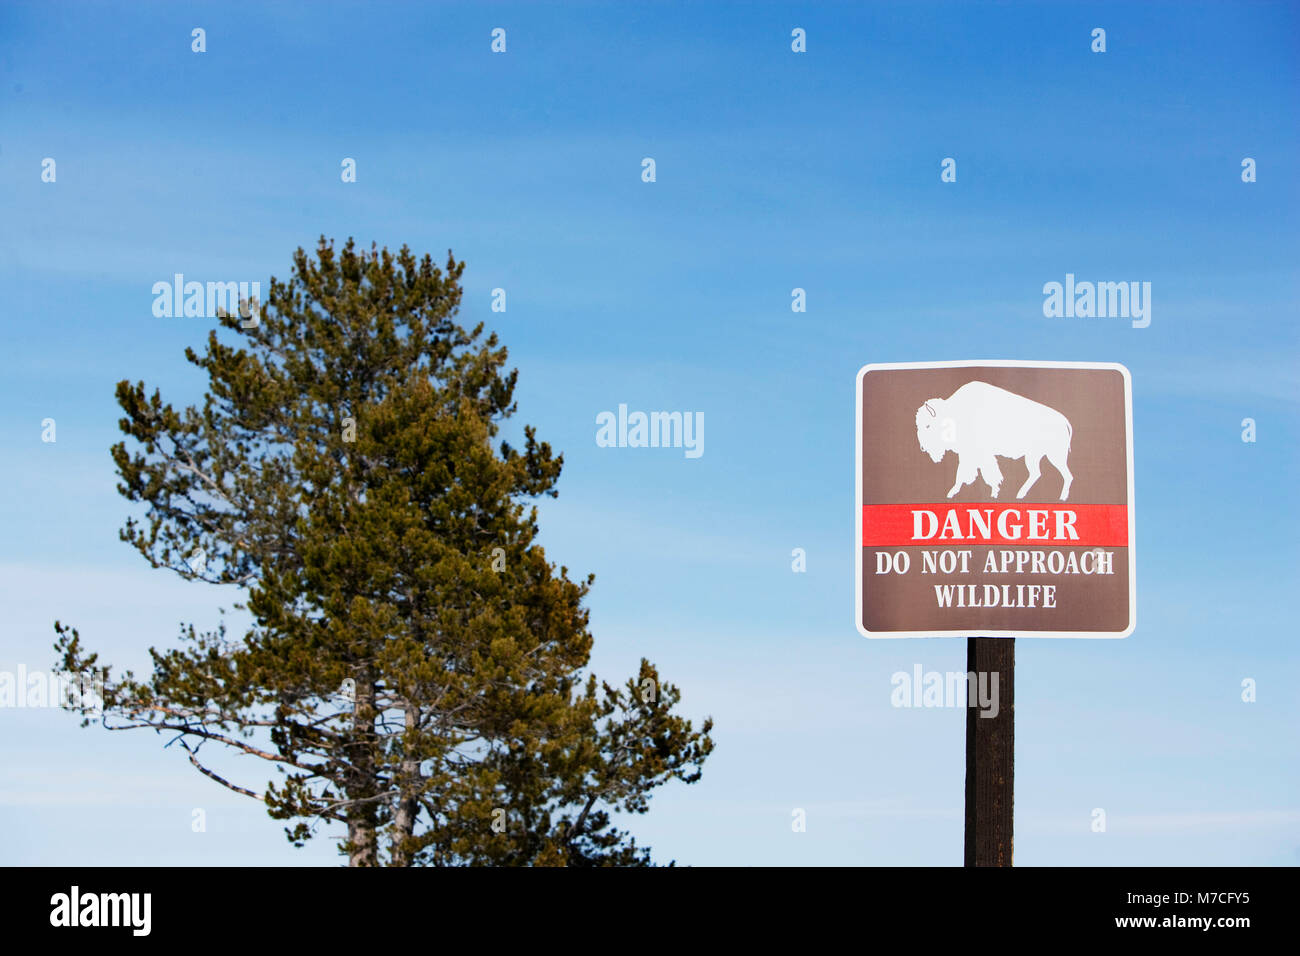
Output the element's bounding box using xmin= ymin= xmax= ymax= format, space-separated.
xmin=855 ymin=360 xmax=1135 ymax=638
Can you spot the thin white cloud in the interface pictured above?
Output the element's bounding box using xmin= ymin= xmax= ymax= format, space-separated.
xmin=1021 ymin=809 xmax=1300 ymax=835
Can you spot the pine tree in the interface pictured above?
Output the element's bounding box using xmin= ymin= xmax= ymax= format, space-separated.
xmin=55 ymin=238 xmax=713 ymax=866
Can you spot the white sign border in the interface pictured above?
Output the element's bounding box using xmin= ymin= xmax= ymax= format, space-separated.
xmin=855 ymin=359 xmax=1136 ymax=640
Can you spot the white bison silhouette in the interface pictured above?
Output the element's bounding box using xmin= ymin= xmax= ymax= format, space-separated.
xmin=915 ymin=381 xmax=1074 ymax=500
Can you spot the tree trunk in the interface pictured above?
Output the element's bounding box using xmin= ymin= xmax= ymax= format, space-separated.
xmin=390 ymin=700 xmax=421 ymax=866
xmin=347 ymin=667 xmax=379 ymax=866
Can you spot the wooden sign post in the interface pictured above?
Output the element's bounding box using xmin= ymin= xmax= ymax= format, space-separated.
xmin=964 ymin=637 xmax=1014 ymax=866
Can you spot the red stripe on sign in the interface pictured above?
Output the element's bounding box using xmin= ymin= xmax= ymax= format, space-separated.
xmin=862 ymin=503 xmax=1129 ymax=547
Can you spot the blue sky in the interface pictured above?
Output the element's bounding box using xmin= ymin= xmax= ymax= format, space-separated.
xmin=1 ymin=0 xmax=1297 ymax=865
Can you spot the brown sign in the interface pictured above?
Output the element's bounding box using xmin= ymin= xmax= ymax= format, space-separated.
xmin=856 ymin=361 xmax=1135 ymax=638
